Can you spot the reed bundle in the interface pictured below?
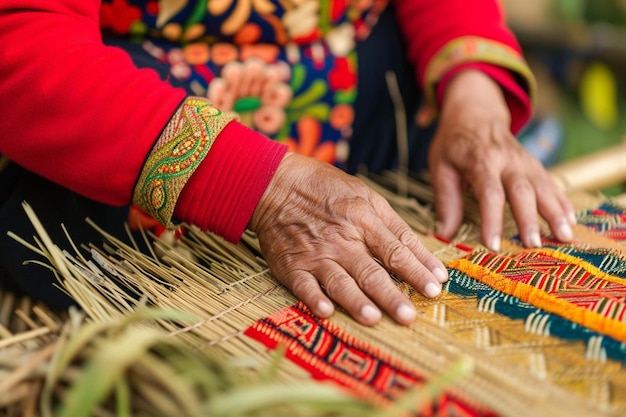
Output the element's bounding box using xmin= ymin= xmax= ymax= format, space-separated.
xmin=1 ymin=171 xmax=624 ymax=417
xmin=0 ymin=190 xmax=473 ymax=416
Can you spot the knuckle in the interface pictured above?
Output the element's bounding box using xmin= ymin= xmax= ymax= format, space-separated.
xmin=398 ymin=228 xmax=420 ymax=248
xmin=384 ymin=243 xmax=413 ymax=270
xmin=357 ymin=268 xmax=387 ymax=293
xmin=509 ymin=180 xmax=534 ymax=196
xmin=458 ymin=148 xmax=483 ymax=169
xmin=323 ymin=272 xmax=351 ymax=298
xmin=482 ymin=183 xmax=505 ymax=204
xmin=289 ymin=275 xmax=313 ymax=298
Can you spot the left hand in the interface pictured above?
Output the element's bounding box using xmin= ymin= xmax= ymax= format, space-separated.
xmin=428 ymin=70 xmax=575 ymax=251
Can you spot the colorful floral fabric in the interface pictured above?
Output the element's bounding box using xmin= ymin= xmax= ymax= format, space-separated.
xmin=100 ymin=0 xmax=389 ymax=167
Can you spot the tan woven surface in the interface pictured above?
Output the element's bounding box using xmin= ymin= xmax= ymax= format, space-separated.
xmin=1 ymin=173 xmax=625 ymax=416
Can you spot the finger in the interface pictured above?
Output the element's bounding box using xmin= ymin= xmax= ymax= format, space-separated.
xmin=535 ymin=182 xmax=575 ymax=242
xmin=287 ymin=270 xmax=336 ymax=318
xmin=359 ymin=211 xmax=444 ymax=295
xmin=379 ymin=212 xmax=449 ymax=283
xmin=431 ymin=164 xmax=465 ymax=238
xmin=504 ymin=175 xmax=542 ymax=248
xmin=473 ymin=174 xmax=506 ymax=252
xmin=314 ymin=261 xmax=383 ymax=326
xmin=340 ymin=253 xmax=419 ymax=325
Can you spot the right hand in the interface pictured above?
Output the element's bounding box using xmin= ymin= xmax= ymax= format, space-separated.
xmin=428 ymin=70 xmax=575 ymax=251
xmin=249 ymin=152 xmax=448 ymax=326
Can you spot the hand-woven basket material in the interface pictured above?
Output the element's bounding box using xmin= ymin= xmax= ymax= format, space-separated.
xmin=2 ymin=173 xmax=626 ymax=417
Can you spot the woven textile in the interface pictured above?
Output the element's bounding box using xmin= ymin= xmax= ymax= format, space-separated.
xmin=446 ymin=253 xmax=626 ymax=364
xmin=576 ymin=202 xmax=626 ymax=241
xmin=6 ymin=175 xmax=626 ymax=416
xmin=243 ymin=196 xmax=626 ymax=416
xmin=444 ymin=200 xmax=626 ymax=367
xmin=245 ymin=301 xmax=497 ymax=416
xmin=448 ymin=248 xmax=626 ymax=342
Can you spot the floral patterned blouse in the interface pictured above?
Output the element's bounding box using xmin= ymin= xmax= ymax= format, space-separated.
xmin=100 ymin=0 xmax=390 ymax=167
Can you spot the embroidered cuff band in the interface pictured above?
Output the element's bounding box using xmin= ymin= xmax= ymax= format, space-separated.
xmin=132 ymin=97 xmax=238 ymax=227
xmin=421 ymin=36 xmax=537 ymax=125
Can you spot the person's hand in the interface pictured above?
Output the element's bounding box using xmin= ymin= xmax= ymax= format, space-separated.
xmin=249 ymin=152 xmax=448 ymax=326
xmin=428 ymin=69 xmax=576 ymax=251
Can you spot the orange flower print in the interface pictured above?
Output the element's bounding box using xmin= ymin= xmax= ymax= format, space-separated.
xmin=208 ymin=0 xmax=277 ymax=36
xmin=207 ymin=58 xmax=292 ymax=135
xmin=329 ymin=103 xmax=354 ymax=131
xmin=234 ymin=23 xmax=263 ymax=45
xmin=211 ymin=43 xmax=239 ymax=66
xmin=284 ymin=116 xmax=336 ymax=164
xmin=183 ymin=42 xmax=211 ymax=65
xmin=240 ymin=44 xmax=281 ymax=64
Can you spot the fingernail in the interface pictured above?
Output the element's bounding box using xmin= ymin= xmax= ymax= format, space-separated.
xmin=489 ymin=236 xmax=501 ymax=252
xmin=529 ymin=231 xmax=542 ymax=248
xmin=396 ymin=303 xmax=416 ymax=322
xmin=424 ymin=282 xmax=441 ymax=298
xmin=559 ymin=220 xmax=574 ymax=241
xmin=361 ymin=305 xmax=381 ymax=322
xmin=432 ymin=267 xmax=448 ymax=283
xmin=317 ymin=300 xmax=334 ymax=317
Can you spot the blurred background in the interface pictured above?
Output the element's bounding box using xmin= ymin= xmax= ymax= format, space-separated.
xmin=502 ymin=0 xmax=626 ymax=193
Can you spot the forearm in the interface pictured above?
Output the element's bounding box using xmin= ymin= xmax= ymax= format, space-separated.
xmin=391 ymin=0 xmax=535 ymax=131
xmin=0 ymin=0 xmax=185 ymax=204
xmin=0 ymin=0 xmax=287 ymax=243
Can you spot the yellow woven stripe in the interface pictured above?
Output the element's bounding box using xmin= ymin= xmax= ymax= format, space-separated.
xmin=533 ymin=247 xmax=626 ymax=287
xmin=132 ymin=97 xmax=238 ymax=226
xmin=448 ymin=258 xmax=626 ymax=342
xmin=422 ymin=36 xmax=537 ymax=124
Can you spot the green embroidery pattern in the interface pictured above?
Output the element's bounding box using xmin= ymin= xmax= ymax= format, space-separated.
xmin=133 ymin=97 xmax=238 ymax=226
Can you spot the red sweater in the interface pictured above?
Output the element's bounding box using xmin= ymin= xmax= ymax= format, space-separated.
xmin=0 ymin=0 xmax=531 ymax=243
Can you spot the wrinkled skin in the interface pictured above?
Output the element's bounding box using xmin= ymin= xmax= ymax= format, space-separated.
xmin=249 ymin=153 xmax=448 ymax=326
xmin=250 ymin=69 xmax=576 ymax=327
xmin=429 ymin=70 xmax=575 ymax=251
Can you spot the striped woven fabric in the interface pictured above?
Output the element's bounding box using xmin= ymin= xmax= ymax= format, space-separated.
xmin=245 ymin=301 xmax=498 ymax=416
xmin=244 ymin=197 xmax=626 ymax=415
xmin=448 ymin=248 xmax=626 ymax=342
xmin=576 ymin=202 xmax=626 ymax=240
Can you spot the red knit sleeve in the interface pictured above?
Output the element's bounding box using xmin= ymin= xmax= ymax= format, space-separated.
xmin=174 ymin=122 xmax=287 ymax=243
xmin=0 ymin=0 xmax=286 ymax=243
xmin=391 ymin=0 xmax=535 ymax=130
xmin=0 ymin=0 xmax=187 ymax=205
xmin=391 ymin=0 xmax=521 ymax=85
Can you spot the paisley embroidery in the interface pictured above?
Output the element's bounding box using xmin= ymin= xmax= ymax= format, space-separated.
xmin=132 ymin=97 xmax=238 ymax=226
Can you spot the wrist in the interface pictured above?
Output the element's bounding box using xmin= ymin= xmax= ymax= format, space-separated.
xmin=442 ymin=69 xmax=510 ymax=122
